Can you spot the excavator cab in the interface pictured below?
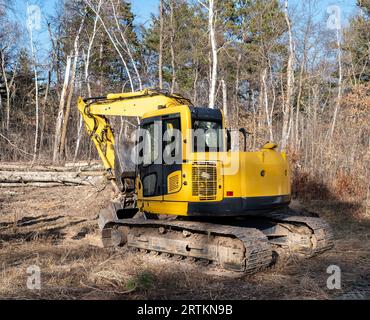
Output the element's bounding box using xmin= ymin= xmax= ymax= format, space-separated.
xmin=135 ymin=106 xmax=226 ymax=215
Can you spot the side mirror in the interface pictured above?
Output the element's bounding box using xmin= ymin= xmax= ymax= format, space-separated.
xmin=239 ymin=128 xmax=250 ymax=151
xmin=226 ymin=129 xmax=231 ymax=151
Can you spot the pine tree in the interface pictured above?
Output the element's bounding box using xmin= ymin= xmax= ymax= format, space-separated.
xmin=344 ymin=0 xmax=370 ymax=82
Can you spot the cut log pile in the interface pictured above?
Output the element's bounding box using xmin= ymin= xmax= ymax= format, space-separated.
xmin=0 ymin=162 xmax=105 ymax=188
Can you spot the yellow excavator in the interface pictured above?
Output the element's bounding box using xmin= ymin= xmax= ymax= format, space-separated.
xmin=78 ymin=89 xmax=333 ymax=273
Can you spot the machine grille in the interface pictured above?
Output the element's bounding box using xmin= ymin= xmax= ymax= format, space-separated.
xmin=192 ymin=162 xmax=217 ymax=200
xmin=168 ymin=173 xmax=180 ymax=193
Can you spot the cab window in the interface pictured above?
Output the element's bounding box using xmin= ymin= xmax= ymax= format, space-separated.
xmin=192 ymin=120 xmax=223 ymax=152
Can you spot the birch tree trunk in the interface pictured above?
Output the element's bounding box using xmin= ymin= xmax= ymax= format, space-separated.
xmin=170 ymin=0 xmax=176 ymax=94
xmin=329 ymin=27 xmax=343 ymax=140
xmin=295 ymin=56 xmax=305 ymax=149
xmin=53 ymin=55 xmax=72 ymax=163
xmin=1 ymin=51 xmax=11 ymax=132
xmin=208 ymin=0 xmax=217 ymax=109
xmin=159 ymin=0 xmax=164 ymax=89
xmin=252 ymin=91 xmax=257 ymax=149
xmin=0 ymin=49 xmax=15 ymax=133
xmin=281 ymin=0 xmax=295 ymax=150
xmin=193 ymin=63 xmax=199 ymax=104
xmin=295 ymin=18 xmax=310 ymax=149
xmin=234 ymin=53 xmax=241 ymax=125
xmin=221 ymin=79 xmax=228 ymax=124
xmin=99 ymin=43 xmax=103 ymax=95
xmin=59 ymin=15 xmax=85 ymax=160
xmin=0 ymin=94 xmax=2 ymax=132
xmin=29 ymin=23 xmax=39 ymax=162
xmin=39 ymin=69 xmax=51 ymax=156
xmin=261 ymin=68 xmax=273 ymax=141
xmin=74 ymin=5 xmax=100 ymax=162
xmin=268 ymin=59 xmax=276 ymax=135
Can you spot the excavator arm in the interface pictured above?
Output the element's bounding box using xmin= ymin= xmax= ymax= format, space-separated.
xmin=77 ymin=89 xmax=191 ymax=174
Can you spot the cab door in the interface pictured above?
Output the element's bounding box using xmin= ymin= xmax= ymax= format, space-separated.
xmin=162 ymin=114 xmax=182 ymax=199
xmin=138 ymin=117 xmax=163 ymax=201
xmin=138 ymin=113 xmax=183 ymax=202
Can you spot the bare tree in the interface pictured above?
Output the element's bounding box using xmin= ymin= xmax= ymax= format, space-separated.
xmin=294 ymin=2 xmax=313 ymax=149
xmin=234 ymin=53 xmax=241 ymax=125
xmin=53 ymin=55 xmax=72 ymax=163
xmin=170 ymin=0 xmax=176 ymax=93
xmin=28 ymin=17 xmax=39 ymax=162
xmin=84 ymin=0 xmax=134 ymax=92
xmin=39 ymin=67 xmax=51 ymax=156
xmin=193 ymin=62 xmax=199 ymax=104
xmin=0 ymin=48 xmax=16 ymax=133
xmin=261 ymin=68 xmax=273 ymax=141
xmin=159 ymin=0 xmax=164 ymax=89
xmin=110 ymin=0 xmax=142 ymax=90
xmin=281 ymin=0 xmax=295 ymax=150
xmin=329 ymin=27 xmax=343 ymax=140
xmin=59 ymin=13 xmax=86 ymax=160
xmin=221 ymin=79 xmax=228 ymax=124
xmin=74 ymin=3 xmax=101 ymax=162
xmin=198 ymin=0 xmax=217 ymax=109
xmin=208 ymin=0 xmax=217 ymax=109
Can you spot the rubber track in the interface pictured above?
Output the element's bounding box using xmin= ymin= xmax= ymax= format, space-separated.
xmin=105 ymin=218 xmax=272 ymax=273
xmin=257 ymin=211 xmax=334 ymax=256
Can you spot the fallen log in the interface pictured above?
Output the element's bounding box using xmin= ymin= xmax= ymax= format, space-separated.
xmin=0 ymin=171 xmax=103 ymax=186
xmin=0 ymin=163 xmax=105 ymax=172
xmin=0 ymin=182 xmax=77 ymax=188
xmin=64 ymin=161 xmax=102 ymax=168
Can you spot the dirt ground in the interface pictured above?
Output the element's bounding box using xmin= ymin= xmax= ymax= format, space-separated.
xmin=0 ymin=184 xmax=369 ymax=300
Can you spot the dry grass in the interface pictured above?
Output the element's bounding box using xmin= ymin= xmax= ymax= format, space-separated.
xmin=1 ymin=185 xmax=369 ymax=300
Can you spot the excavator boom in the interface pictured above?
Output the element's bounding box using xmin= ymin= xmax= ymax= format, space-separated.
xmin=77 ymin=89 xmax=191 ymax=171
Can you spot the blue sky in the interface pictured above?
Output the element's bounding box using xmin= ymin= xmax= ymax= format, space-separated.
xmin=7 ymin=0 xmax=359 ymax=62
xmin=8 ymin=0 xmax=160 ymax=61
xmin=11 ymin=0 xmax=359 ymax=29
xmin=10 ymin=0 xmax=159 ymax=26
xmin=131 ymin=0 xmax=159 ymax=24
xmin=133 ymin=0 xmax=359 ymax=24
